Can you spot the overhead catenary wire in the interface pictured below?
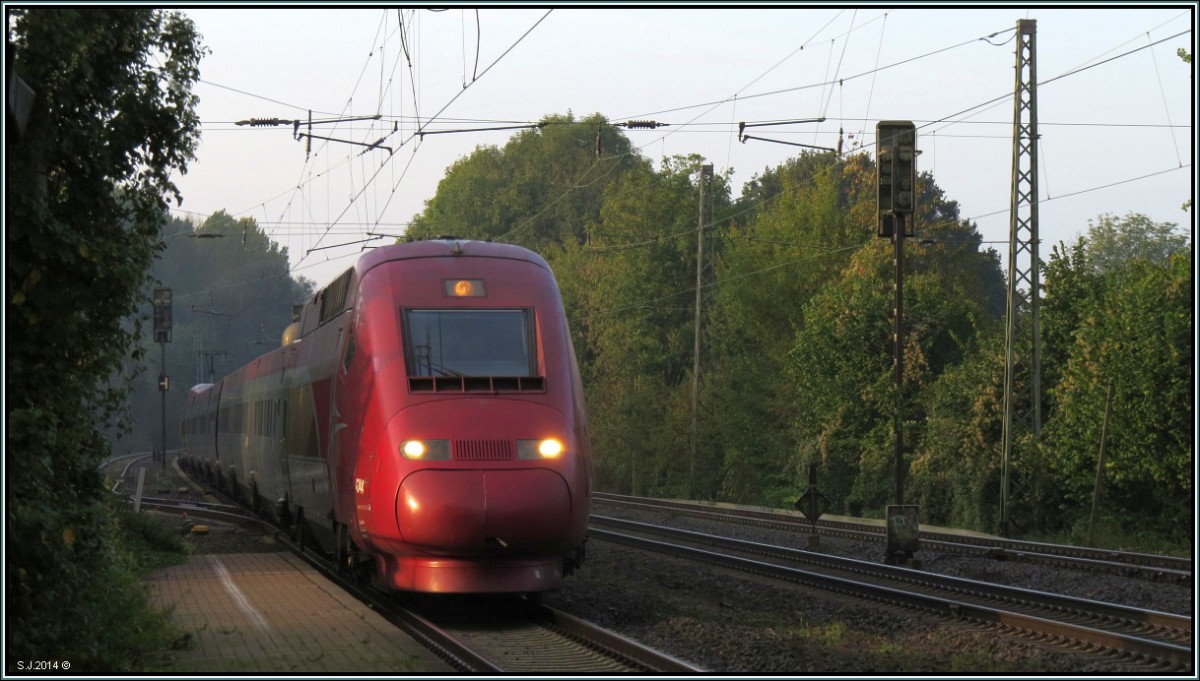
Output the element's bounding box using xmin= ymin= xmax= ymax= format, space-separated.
xmin=1145 ymin=31 xmax=1185 ymax=168
xmin=618 ymin=25 xmax=1017 ymax=123
xmin=200 ymin=116 xmax=1191 ymax=133
xmin=356 ymin=10 xmax=552 ymax=246
xmin=542 ymin=17 xmax=993 ymax=272
xmin=604 ymin=13 xmax=1185 ymax=266
xmin=818 ymin=8 xmax=857 ymax=136
xmin=257 ymin=9 xmax=401 ymax=258
xmin=599 ymin=22 xmax=1022 ymax=224
xmin=294 ymin=9 xmax=553 ymax=266
xmin=197 ymin=15 xmax=1185 ymax=259
xmin=629 ymin=9 xmax=871 ymax=158
xmin=920 ymin=28 xmax=1190 ymax=138
xmin=182 ymin=10 xmax=1188 ymax=306
xmin=858 ymin=11 xmax=889 ymax=142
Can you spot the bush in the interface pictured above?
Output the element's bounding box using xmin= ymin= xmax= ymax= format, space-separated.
xmin=7 ymin=496 xmax=189 ymax=673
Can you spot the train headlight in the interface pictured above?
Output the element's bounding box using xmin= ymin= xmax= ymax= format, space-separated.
xmin=401 ymin=439 xmax=450 ymax=460
xmin=518 ymin=438 xmax=565 ymax=460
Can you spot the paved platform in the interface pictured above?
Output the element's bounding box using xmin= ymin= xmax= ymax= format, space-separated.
xmin=148 ymin=552 xmax=454 ymax=674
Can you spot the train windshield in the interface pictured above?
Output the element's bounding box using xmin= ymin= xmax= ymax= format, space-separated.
xmin=403 ymin=309 xmax=536 ymax=377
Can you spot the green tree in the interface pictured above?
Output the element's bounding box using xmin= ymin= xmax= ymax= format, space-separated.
xmin=908 ymin=331 xmax=1006 ymax=531
xmin=788 ymin=243 xmax=896 ymax=514
xmin=6 ymin=9 xmax=205 ymax=670
xmin=707 ymin=152 xmax=862 ymax=505
xmin=571 ymin=156 xmax=730 ymax=497
xmin=112 ymin=212 xmax=314 ymax=456
xmin=710 ymin=152 xmax=1005 ymax=514
xmin=1038 ymin=215 xmax=1192 ymax=541
xmin=1078 ymin=212 xmax=1189 ymax=274
xmin=785 ymin=164 xmax=1005 ymax=518
xmin=407 ymin=112 xmax=645 ymax=249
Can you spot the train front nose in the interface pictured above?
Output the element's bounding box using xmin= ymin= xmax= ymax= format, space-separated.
xmin=396 ymin=468 xmax=573 ymax=553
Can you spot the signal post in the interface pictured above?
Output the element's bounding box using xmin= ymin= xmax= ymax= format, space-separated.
xmin=153 ymin=288 xmax=172 ymax=469
xmin=876 ymin=121 xmax=920 ymax=565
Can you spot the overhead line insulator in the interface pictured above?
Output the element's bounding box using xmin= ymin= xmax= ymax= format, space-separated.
xmin=235 ymin=117 xmax=293 ymax=127
xmin=621 ymin=120 xmax=667 ymax=129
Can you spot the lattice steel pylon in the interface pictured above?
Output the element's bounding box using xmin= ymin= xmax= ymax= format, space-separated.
xmin=1000 ymin=19 xmax=1042 ymax=537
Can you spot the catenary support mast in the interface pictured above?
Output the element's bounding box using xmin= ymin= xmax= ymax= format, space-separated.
xmin=1000 ymin=18 xmax=1042 ymax=537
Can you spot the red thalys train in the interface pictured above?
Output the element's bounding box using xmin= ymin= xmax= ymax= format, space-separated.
xmin=179 ymin=238 xmax=591 ymax=593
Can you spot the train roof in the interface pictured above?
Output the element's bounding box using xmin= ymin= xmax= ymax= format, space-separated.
xmin=354 ymin=238 xmax=550 ymax=276
xmin=288 ymin=238 xmax=553 ymax=346
xmin=205 ymin=240 xmax=558 ymax=391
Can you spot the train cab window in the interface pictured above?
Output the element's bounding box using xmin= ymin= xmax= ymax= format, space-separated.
xmin=403 ymin=309 xmax=536 ymax=378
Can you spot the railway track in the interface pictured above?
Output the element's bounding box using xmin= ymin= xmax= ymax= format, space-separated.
xmin=594 ymin=492 xmax=1192 ymax=583
xmin=132 ymin=477 xmax=698 ymax=672
xmin=590 ymin=514 xmax=1192 ymax=671
xmin=400 ymin=594 xmax=701 ymax=673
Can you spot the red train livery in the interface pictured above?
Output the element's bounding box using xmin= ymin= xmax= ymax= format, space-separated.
xmin=180 ymin=238 xmax=591 ymax=593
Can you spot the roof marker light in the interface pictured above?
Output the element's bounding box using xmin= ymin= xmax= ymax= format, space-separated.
xmin=444 ymin=279 xmax=486 ymax=297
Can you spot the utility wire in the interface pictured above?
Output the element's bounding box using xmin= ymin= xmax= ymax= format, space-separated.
xmin=859 ymin=11 xmax=888 ymax=141
xmin=1146 ymin=31 xmax=1185 ymax=168
xmin=295 ymin=10 xmax=553 ymax=265
xmin=919 ymin=29 xmax=1189 ymax=138
xmin=199 ymin=116 xmax=1191 ymax=132
xmin=620 ymin=26 xmax=1016 ymax=122
xmin=634 ymin=9 xmax=858 ymax=155
xmin=201 ymin=14 xmax=1187 ymax=288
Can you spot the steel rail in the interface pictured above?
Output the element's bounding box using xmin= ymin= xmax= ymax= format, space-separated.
xmin=136 ymin=494 xmax=503 ymax=672
xmin=594 ymin=492 xmax=1191 ymax=580
xmin=592 ymin=515 xmax=1190 ymax=637
xmin=141 ymin=483 xmax=695 ymax=672
xmin=405 ymin=597 xmax=702 ymax=673
xmin=536 ymin=604 xmax=704 ymax=673
xmin=590 ymin=523 xmax=1192 ymax=670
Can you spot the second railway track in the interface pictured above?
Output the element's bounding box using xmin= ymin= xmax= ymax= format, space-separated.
xmin=590 ymin=514 xmax=1192 ymax=671
xmin=594 ymin=492 xmax=1192 ymax=583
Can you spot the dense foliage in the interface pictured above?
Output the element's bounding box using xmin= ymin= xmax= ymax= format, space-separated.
xmin=1038 ymin=216 xmax=1192 ymax=541
xmin=113 ymin=212 xmax=314 ymax=455
xmin=407 ymin=112 xmax=648 ymax=250
xmin=5 ymin=9 xmax=204 ymax=670
xmin=408 ymin=114 xmax=1192 ymax=547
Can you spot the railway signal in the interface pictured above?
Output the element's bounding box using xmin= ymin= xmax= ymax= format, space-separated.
xmin=153 ymin=288 xmax=172 ymax=468
xmin=153 ymin=287 xmax=172 ymax=343
xmin=876 ymin=121 xmax=918 ymax=520
xmin=876 ymin=120 xmax=916 ymax=237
